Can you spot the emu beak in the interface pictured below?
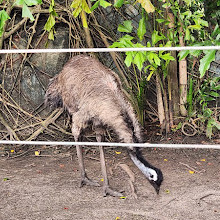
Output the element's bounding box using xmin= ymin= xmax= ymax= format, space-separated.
xmin=155 ymin=186 xmax=160 ymax=195
xmin=150 ymin=181 xmax=160 ymax=195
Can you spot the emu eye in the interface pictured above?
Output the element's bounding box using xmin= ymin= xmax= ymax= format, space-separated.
xmin=150 ymin=174 xmax=154 ymax=179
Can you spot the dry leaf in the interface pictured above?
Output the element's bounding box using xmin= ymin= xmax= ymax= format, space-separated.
xmin=115 ymin=151 xmax=121 ymax=155
xmin=165 ymin=189 xmax=170 ymax=194
xmin=137 ymin=0 xmax=155 ymax=13
xmin=35 ymin=150 xmax=40 ymax=156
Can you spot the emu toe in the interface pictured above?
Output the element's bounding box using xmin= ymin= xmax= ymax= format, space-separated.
xmin=103 ymin=186 xmax=124 ymax=197
xmin=79 ymin=176 xmax=100 ymax=188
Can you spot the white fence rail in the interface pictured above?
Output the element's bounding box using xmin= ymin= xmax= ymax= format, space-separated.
xmin=0 ymin=46 xmax=219 ymax=54
xmin=0 ymin=140 xmax=219 ymax=150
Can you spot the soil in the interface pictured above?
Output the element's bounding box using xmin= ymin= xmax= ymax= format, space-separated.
xmin=0 ymin=134 xmax=220 ymax=220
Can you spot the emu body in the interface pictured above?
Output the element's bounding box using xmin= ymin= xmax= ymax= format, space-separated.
xmin=45 ymin=55 xmax=163 ymax=196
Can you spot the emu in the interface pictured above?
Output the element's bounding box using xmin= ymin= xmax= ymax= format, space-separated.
xmin=45 ymin=55 xmax=163 ymax=196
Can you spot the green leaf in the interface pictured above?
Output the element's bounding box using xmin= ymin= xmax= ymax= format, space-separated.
xmin=110 ymin=41 xmax=125 ymax=48
xmin=183 ymin=0 xmax=191 ymax=6
xmin=162 ymin=2 xmax=171 ymax=8
xmin=82 ymin=0 xmax=91 ymax=13
xmin=51 ymin=0 xmax=55 ymax=7
xmin=185 ymin=28 xmax=190 ymax=41
xmin=188 ymin=24 xmax=202 ymax=30
xmin=146 ymin=67 xmax=155 ymax=81
xmin=164 ymin=41 xmax=172 ymax=47
xmin=137 ymin=17 xmax=146 ymax=41
xmin=133 ymin=51 xmax=146 ymax=70
xmin=190 ymin=50 xmax=202 ymax=57
xmin=178 ymin=50 xmax=189 ymax=61
xmin=213 ymin=85 xmax=220 ymax=90
xmin=203 ymin=109 xmax=212 ymax=119
xmin=199 ymin=19 xmax=208 ymax=27
xmin=110 ymin=35 xmax=134 ymax=48
xmin=71 ymin=0 xmax=81 ymax=8
xmin=124 ymin=52 xmax=133 ymax=67
xmin=48 ymin=29 xmax=55 ymax=40
xmin=206 ymin=118 xmax=220 ymax=139
xmin=91 ymin=0 xmax=100 ymax=11
xmin=206 ymin=119 xmax=213 ymax=139
xmin=211 ymin=24 xmax=220 ymax=38
xmin=15 ymin=0 xmax=25 ymax=5
xmin=156 ymin=19 xmax=167 ymax=23
xmin=24 ymin=0 xmax=42 ymax=6
xmin=212 ymin=120 xmax=220 ymax=130
xmin=152 ymin=31 xmax=166 ymax=46
xmin=22 ymin=3 xmax=34 ymax=21
xmin=72 ymin=7 xmax=82 ymax=18
xmin=199 ymin=50 xmax=216 ymax=78
xmin=99 ymin=0 xmax=111 ymax=8
xmin=118 ymin=20 xmax=133 ymax=33
xmin=0 ymin=9 xmax=10 ymax=32
xmin=147 ymin=52 xmax=161 ymax=66
xmin=114 ymin=0 xmax=124 ymax=8
xmin=159 ymin=53 xmax=175 ymax=61
xmin=44 ymin=14 xmax=55 ymax=31
xmin=209 ymin=91 xmax=220 ymax=97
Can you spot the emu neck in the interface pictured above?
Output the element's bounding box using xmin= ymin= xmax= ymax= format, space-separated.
xmin=128 ymin=150 xmax=156 ymax=181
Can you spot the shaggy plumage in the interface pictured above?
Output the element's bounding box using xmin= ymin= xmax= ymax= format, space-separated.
xmin=45 ymin=55 xmax=163 ymax=195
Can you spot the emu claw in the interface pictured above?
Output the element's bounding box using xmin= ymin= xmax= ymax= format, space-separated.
xmin=79 ymin=176 xmax=100 ymax=188
xmin=103 ymin=187 xmax=124 ymax=197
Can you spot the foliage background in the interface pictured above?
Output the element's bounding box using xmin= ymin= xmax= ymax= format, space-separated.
xmin=0 ymin=0 xmax=219 ymax=149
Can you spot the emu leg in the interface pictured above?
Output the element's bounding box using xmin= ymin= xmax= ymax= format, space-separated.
xmin=96 ymin=132 xmax=123 ymax=197
xmin=72 ymin=122 xmax=100 ymax=188
xmin=76 ymin=146 xmax=100 ymax=187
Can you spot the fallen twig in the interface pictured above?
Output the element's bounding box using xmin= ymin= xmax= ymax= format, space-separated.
xmin=116 ymin=163 xmax=137 ymax=198
xmin=179 ymin=162 xmax=205 ymax=173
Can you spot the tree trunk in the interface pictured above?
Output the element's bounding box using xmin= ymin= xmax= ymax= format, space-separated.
xmin=156 ymin=74 xmax=165 ymax=131
xmin=166 ymin=9 xmax=180 ymax=122
xmin=178 ymin=10 xmax=188 ymax=116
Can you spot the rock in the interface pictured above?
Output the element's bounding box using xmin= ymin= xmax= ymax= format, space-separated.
xmin=21 ymin=66 xmax=45 ymax=107
xmin=30 ymin=26 xmax=69 ymax=77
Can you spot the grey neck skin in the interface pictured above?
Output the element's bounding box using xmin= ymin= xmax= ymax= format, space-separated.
xmin=129 ymin=152 xmax=158 ymax=182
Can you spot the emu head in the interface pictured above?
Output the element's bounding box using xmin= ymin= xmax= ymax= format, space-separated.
xmin=129 ymin=149 xmax=163 ymax=194
xmin=146 ymin=166 xmax=163 ymax=194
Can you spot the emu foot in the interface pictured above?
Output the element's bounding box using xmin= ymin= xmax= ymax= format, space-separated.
xmin=79 ymin=176 xmax=100 ymax=188
xmin=103 ymin=186 xmax=124 ymax=197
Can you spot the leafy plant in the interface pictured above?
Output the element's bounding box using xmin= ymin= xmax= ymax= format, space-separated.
xmin=189 ymin=77 xmax=220 ymax=138
xmin=71 ymin=0 xmax=91 ymax=28
xmin=44 ymin=0 xmax=57 ymax=40
xmin=14 ymin=0 xmax=42 ymax=21
xmin=0 ymin=9 xmax=10 ymax=37
xmin=91 ymin=0 xmax=111 ymax=11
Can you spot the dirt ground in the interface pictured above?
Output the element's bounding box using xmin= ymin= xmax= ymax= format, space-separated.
xmin=1 ymin=136 xmax=220 ymax=220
